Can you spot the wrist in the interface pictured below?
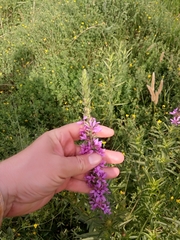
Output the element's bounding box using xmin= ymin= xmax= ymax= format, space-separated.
xmin=0 ymin=158 xmax=16 ymax=219
xmin=0 ymin=192 xmax=4 ymax=226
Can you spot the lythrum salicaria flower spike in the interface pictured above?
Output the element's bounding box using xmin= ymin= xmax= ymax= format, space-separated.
xmin=80 ymin=69 xmax=91 ymax=119
xmin=79 ymin=116 xmax=111 ymax=214
xmin=79 ymin=69 xmax=111 ymax=214
xmin=170 ymin=106 xmax=180 ymax=126
xmin=147 ymin=72 xmax=163 ymax=105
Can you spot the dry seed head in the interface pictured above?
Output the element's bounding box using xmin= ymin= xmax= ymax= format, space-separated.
xmin=157 ymin=79 xmax=163 ymax=95
xmin=147 ymin=72 xmax=164 ymax=105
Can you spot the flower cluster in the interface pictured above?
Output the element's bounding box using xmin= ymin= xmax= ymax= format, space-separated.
xmin=170 ymin=107 xmax=180 ymax=125
xmin=79 ymin=116 xmax=111 ymax=214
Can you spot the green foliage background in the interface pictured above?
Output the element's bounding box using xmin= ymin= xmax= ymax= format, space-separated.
xmin=0 ymin=0 xmax=180 ymax=239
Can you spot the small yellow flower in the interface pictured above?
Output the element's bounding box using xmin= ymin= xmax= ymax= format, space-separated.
xmin=120 ymin=190 xmax=125 ymax=195
xmin=148 ymin=74 xmax=151 ymax=78
xmin=170 ymin=196 xmax=174 ymax=200
xmin=129 ymin=63 xmax=133 ymax=67
xmin=33 ymin=223 xmax=39 ymax=228
xmin=157 ymin=120 xmax=162 ymax=124
xmin=102 ymin=141 xmax=106 ymax=147
xmin=33 ymin=231 xmax=37 ymax=235
xmin=162 ymin=105 xmax=166 ymax=108
xmin=126 ymin=114 xmax=129 ymax=117
xmin=73 ymin=36 xmax=77 ymax=40
xmin=132 ymin=114 xmax=136 ymax=119
xmin=176 ymin=199 xmax=180 ymax=204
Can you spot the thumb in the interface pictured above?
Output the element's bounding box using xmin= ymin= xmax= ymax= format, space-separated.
xmin=59 ymin=153 xmax=102 ymax=178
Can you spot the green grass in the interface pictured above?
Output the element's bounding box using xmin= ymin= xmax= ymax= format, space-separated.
xmin=0 ymin=0 xmax=180 ymax=239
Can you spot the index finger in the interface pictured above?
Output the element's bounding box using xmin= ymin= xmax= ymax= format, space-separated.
xmin=57 ymin=122 xmax=114 ymax=141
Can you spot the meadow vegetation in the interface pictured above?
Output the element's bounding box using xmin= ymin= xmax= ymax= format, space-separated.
xmin=0 ymin=0 xmax=180 ymax=239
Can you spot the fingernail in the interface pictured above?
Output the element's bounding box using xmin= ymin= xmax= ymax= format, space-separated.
xmin=89 ymin=153 xmax=101 ymax=165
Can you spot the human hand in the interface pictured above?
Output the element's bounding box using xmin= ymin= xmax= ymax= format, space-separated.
xmin=0 ymin=122 xmax=124 ymax=217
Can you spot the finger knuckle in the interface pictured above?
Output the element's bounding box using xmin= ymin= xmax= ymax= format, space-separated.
xmin=76 ymin=155 xmax=85 ymax=172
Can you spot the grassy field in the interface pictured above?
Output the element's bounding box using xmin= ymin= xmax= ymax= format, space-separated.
xmin=0 ymin=0 xmax=180 ymax=239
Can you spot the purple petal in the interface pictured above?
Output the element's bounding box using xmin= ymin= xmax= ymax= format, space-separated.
xmin=170 ymin=108 xmax=178 ymax=115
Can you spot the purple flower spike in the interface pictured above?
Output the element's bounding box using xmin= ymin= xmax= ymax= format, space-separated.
xmin=79 ymin=116 xmax=111 ymax=214
xmin=170 ymin=107 xmax=180 ymax=126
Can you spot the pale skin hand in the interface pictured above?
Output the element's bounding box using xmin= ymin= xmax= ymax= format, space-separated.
xmin=0 ymin=122 xmax=124 ymax=218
